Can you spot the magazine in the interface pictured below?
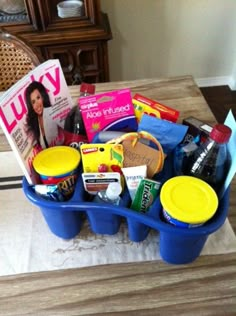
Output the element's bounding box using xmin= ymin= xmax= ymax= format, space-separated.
xmin=0 ymin=59 xmax=79 ymax=184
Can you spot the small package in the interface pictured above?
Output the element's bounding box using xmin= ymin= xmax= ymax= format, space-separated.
xmin=79 ymin=89 xmax=138 ymax=142
xmin=131 ymin=178 xmax=161 ymax=213
xmin=122 ymin=165 xmax=147 ymax=201
xmin=182 ymin=116 xmax=212 ymax=144
xmin=80 ymin=143 xmax=124 ymax=173
xmin=31 ymin=184 xmax=65 ymax=202
xmin=82 ymin=172 xmax=121 ymax=195
xmin=132 ymin=93 xmax=179 ymax=123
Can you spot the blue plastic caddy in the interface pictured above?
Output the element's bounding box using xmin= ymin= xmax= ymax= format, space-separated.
xmin=22 ymin=156 xmax=230 ymax=265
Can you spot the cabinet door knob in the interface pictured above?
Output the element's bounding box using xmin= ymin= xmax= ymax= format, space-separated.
xmin=72 ymin=67 xmax=85 ymax=85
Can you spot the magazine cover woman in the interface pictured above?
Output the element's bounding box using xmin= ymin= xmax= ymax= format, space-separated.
xmin=25 ymin=81 xmax=64 ymax=149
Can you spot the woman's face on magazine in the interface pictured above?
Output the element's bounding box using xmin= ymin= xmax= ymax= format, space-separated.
xmin=30 ymin=89 xmax=43 ymax=116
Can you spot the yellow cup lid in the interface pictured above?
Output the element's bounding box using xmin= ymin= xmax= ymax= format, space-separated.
xmin=160 ymin=176 xmax=218 ymax=224
xmin=33 ymin=146 xmax=81 ymax=177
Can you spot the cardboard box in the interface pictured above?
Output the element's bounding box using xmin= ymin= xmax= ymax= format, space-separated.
xmin=182 ymin=116 xmax=212 ymax=143
xmin=132 ymin=93 xmax=179 ymax=123
xmin=80 ymin=89 xmax=138 ymax=142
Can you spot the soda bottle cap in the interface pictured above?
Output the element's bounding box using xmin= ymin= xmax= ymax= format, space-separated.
xmin=106 ymin=182 xmax=122 ymax=200
xmin=80 ymin=83 xmax=95 ymax=95
xmin=210 ymin=124 xmax=232 ymax=143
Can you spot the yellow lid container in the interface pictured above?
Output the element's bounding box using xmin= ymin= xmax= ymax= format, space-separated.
xmin=160 ymin=176 xmax=218 ymax=225
xmin=33 ymin=146 xmax=81 ymax=177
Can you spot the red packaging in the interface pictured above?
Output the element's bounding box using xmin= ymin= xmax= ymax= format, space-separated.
xmin=132 ymin=93 xmax=179 ymax=123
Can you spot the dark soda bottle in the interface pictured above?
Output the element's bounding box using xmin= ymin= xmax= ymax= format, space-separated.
xmin=63 ymin=83 xmax=95 ymax=148
xmin=76 ymin=83 xmax=96 ymax=135
xmin=183 ymin=123 xmax=232 ymax=194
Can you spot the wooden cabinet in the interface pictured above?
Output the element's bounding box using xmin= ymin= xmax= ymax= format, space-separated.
xmin=0 ymin=0 xmax=112 ymax=84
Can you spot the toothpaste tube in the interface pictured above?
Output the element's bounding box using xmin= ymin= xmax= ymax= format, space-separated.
xmin=131 ymin=178 xmax=161 ymax=213
xmin=121 ymin=165 xmax=147 ymax=201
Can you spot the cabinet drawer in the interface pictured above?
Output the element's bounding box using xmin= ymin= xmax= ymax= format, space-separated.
xmin=42 ymin=42 xmax=108 ymax=84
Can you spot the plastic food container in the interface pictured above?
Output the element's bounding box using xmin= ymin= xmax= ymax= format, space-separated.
xmin=33 ymin=146 xmax=81 ymax=197
xmin=160 ymin=176 xmax=219 ymax=228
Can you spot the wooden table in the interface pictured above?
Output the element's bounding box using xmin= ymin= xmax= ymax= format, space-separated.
xmin=0 ymin=76 xmax=236 ymax=315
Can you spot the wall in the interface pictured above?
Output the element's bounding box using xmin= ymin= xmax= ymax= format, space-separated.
xmin=101 ymin=0 xmax=236 ymax=88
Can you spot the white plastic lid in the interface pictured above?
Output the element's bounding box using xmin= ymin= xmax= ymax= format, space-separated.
xmin=106 ymin=182 xmax=122 ymax=200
